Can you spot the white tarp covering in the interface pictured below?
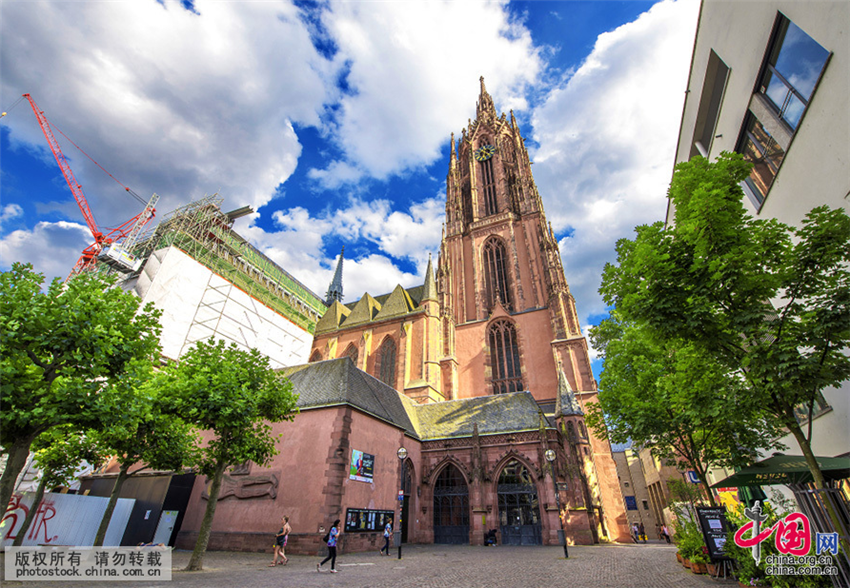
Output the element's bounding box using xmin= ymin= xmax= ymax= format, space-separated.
xmin=0 ymin=492 xmax=134 ymax=547
xmin=137 ymin=247 xmax=312 ymax=367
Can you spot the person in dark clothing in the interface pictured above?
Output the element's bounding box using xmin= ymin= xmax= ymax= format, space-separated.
xmin=318 ymin=520 xmax=341 ymax=573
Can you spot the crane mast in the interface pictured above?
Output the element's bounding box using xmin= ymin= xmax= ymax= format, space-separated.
xmin=21 ymin=93 xmax=156 ymax=275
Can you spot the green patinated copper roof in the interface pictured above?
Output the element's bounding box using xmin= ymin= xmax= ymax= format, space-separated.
xmin=315 ymin=300 xmax=351 ymax=334
xmin=343 ymin=292 xmax=382 ymax=327
xmin=374 ymin=285 xmax=416 ymax=320
xmin=412 ymin=392 xmax=545 ymax=440
xmin=278 ymin=360 xmax=545 ymax=441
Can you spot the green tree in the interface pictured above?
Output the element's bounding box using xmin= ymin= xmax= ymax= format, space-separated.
xmin=599 ymin=152 xmax=850 ymax=550
xmin=164 ymin=339 xmax=298 ymax=571
xmin=91 ymin=374 xmax=199 ymax=546
xmin=0 ymin=263 xmax=162 ymax=515
xmin=11 ymin=426 xmax=103 ymax=546
xmin=587 ymin=313 xmax=782 ymax=506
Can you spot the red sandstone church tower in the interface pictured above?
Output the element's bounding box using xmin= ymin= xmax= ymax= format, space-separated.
xmin=310 ymin=78 xmax=628 ymax=543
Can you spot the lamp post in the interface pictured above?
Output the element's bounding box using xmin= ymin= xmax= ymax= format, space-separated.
xmin=545 ymin=449 xmax=569 ymax=559
xmin=396 ymin=447 xmax=408 ymax=560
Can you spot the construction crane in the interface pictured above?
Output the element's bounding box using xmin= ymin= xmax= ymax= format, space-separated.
xmin=11 ymin=94 xmax=158 ymax=275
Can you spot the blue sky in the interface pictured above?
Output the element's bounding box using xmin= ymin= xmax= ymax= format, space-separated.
xmin=0 ymin=0 xmax=700 ymax=370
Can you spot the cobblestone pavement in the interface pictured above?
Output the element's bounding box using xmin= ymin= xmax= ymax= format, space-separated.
xmin=2 ymin=541 xmax=736 ymax=588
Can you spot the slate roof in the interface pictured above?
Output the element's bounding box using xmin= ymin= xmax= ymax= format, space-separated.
xmin=279 ymin=360 xmax=547 ymax=441
xmin=282 ymin=358 xmax=419 ymax=438
xmin=410 ymin=391 xmax=545 ymax=440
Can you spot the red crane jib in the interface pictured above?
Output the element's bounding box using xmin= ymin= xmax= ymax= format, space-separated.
xmin=22 ymin=94 xmax=154 ymax=275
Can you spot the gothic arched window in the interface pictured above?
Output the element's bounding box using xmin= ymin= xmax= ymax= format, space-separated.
xmin=488 ymin=320 xmax=523 ymax=394
xmin=483 ymin=238 xmax=512 ymax=311
xmin=343 ymin=344 xmax=358 ymax=366
xmin=481 ymin=158 xmax=497 ymax=216
xmin=376 ymin=337 xmax=397 ymax=387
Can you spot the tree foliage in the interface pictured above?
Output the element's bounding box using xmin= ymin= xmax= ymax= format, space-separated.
xmin=91 ymin=376 xmax=199 ymax=546
xmin=587 ymin=313 xmax=783 ymax=504
xmin=598 ymin=152 xmax=850 ymax=548
xmin=161 ymin=339 xmax=299 ymax=571
xmin=11 ymin=426 xmax=103 ymax=546
xmin=0 ymin=263 xmax=162 ymax=515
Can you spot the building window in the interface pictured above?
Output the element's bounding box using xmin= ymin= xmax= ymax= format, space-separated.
xmin=483 ymin=238 xmax=512 ymax=311
xmin=489 ymin=320 xmax=523 ymax=394
xmin=376 ymin=337 xmax=397 ymax=387
xmin=480 ymin=158 xmax=498 ymax=216
xmin=737 ymin=14 xmax=829 ymax=206
xmin=738 ymin=113 xmax=786 ymax=200
xmin=758 ymin=15 xmax=829 ymax=131
xmin=692 ymin=50 xmax=730 ymax=157
xmin=642 ymin=500 xmax=650 ymax=510
xmin=344 ymin=344 xmax=358 ymax=365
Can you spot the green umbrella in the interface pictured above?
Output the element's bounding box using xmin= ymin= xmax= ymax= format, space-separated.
xmin=711 ymin=455 xmax=850 ymax=488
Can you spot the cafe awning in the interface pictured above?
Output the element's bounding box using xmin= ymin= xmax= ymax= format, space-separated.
xmin=711 ymin=455 xmax=850 ymax=488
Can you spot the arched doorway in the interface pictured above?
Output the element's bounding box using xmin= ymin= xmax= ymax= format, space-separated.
xmin=432 ymin=464 xmax=469 ymax=544
xmin=497 ymin=459 xmax=542 ymax=545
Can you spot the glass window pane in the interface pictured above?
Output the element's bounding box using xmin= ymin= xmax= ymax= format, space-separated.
xmin=771 ymin=20 xmax=829 ymax=102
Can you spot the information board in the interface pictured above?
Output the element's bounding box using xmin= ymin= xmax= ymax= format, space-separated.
xmin=696 ymin=506 xmax=732 ymax=561
xmin=343 ymin=509 xmax=393 ymax=533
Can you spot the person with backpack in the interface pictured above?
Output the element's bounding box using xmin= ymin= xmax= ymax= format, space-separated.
xmin=317 ymin=519 xmax=341 ymax=573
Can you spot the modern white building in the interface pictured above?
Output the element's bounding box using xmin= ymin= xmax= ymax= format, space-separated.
xmin=671 ymin=1 xmax=849 ymax=463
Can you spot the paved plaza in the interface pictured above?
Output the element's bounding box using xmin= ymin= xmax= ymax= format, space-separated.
xmin=2 ymin=541 xmax=735 ymax=588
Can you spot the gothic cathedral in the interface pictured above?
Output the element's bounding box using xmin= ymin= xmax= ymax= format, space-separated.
xmin=309 ymin=78 xmax=628 ymax=545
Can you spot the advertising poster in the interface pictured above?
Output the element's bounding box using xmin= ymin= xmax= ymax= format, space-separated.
xmin=349 ymin=450 xmax=375 ymax=483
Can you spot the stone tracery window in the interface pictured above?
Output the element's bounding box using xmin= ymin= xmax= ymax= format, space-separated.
xmin=483 ymin=237 xmax=512 ymax=311
xmin=343 ymin=344 xmax=358 ymax=366
xmin=488 ymin=319 xmax=523 ymax=394
xmin=376 ymin=337 xmax=397 ymax=387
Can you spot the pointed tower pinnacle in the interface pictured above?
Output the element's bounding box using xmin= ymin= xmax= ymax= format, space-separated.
xmin=422 ymin=253 xmax=437 ymax=302
xmin=555 ymin=362 xmax=584 ymax=417
xmin=325 ymin=247 xmax=345 ymax=305
xmin=476 ymin=76 xmax=496 ymax=120
xmin=449 ymin=132 xmax=457 ymax=169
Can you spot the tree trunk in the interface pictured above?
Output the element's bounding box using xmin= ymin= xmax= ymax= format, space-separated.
xmin=11 ymin=476 xmax=47 ymax=547
xmin=692 ymin=463 xmax=716 ymax=507
xmin=785 ymin=415 xmax=850 ymax=557
xmin=185 ymin=461 xmax=227 ymax=571
xmin=0 ymin=432 xmax=39 ymax=518
xmin=93 ymin=462 xmax=129 ymax=546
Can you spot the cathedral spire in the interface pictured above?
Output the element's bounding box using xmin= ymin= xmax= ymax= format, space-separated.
xmin=555 ymin=362 xmax=583 ymax=417
xmin=476 ymin=76 xmax=496 ymax=120
xmin=325 ymin=247 xmax=345 ymax=305
xmin=422 ymin=253 xmax=437 ymax=302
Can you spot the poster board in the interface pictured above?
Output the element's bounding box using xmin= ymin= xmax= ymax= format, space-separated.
xmin=349 ymin=449 xmax=375 ymax=483
xmin=344 ymin=508 xmax=393 ymax=533
xmin=696 ymin=506 xmax=732 ymax=561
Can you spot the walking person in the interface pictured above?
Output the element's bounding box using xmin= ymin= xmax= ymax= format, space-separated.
xmin=317 ymin=519 xmax=341 ymax=573
xmin=270 ymin=515 xmax=291 ymax=566
xmin=661 ymin=524 xmax=672 ymax=544
xmin=632 ymin=522 xmax=640 ymax=543
xmin=638 ymin=522 xmax=646 ymax=543
xmin=380 ymin=516 xmax=393 ymax=556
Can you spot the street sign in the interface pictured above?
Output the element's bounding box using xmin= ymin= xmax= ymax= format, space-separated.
xmin=686 ymin=470 xmax=700 ymax=484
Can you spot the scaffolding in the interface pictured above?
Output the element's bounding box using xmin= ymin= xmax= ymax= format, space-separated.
xmin=131 ymin=195 xmax=327 ymax=334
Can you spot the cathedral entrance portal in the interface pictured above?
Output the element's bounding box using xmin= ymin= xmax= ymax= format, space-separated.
xmin=432 ymin=465 xmax=469 ymax=544
xmin=497 ymin=460 xmax=542 ymax=545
